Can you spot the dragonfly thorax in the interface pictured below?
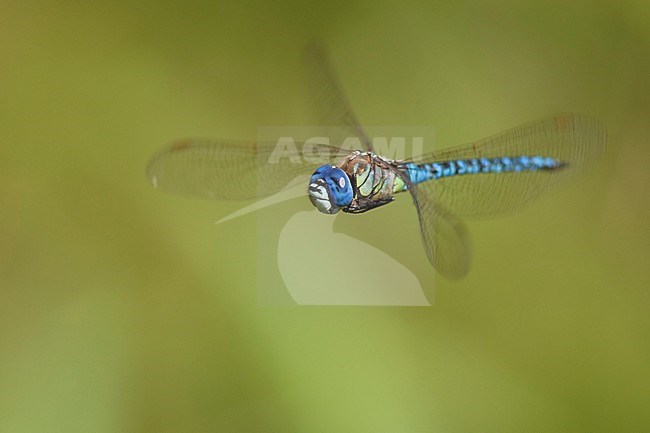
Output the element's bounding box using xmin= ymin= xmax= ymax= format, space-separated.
xmin=308 ymin=165 xmax=353 ymax=214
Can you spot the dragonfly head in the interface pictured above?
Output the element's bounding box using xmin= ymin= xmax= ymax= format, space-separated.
xmin=308 ymin=165 xmax=353 ymax=214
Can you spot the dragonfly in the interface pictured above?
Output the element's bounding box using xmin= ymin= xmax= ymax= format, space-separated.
xmin=146 ymin=43 xmax=606 ymax=278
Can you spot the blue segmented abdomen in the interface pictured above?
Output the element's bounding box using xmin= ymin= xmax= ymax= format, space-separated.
xmin=403 ymin=155 xmax=563 ymax=185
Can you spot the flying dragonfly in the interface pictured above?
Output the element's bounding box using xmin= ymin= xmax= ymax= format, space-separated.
xmin=146 ymin=43 xmax=606 ymax=278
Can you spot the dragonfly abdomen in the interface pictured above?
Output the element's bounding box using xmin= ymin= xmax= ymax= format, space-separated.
xmin=403 ymin=155 xmax=564 ymax=185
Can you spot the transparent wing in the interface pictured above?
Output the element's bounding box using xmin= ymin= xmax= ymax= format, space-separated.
xmin=146 ymin=139 xmax=345 ymax=200
xmin=412 ymin=193 xmax=472 ymax=278
xmin=148 ymin=42 xmax=370 ymax=201
xmin=408 ymin=114 xmax=606 ymax=218
xmin=303 ymin=40 xmax=373 ymax=151
xmin=402 ymin=113 xmax=605 ymax=277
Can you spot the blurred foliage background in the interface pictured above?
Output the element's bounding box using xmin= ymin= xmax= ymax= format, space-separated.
xmin=1 ymin=0 xmax=649 ymax=431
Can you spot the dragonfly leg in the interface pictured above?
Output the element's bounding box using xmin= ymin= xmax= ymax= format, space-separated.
xmin=343 ymin=197 xmax=394 ymax=214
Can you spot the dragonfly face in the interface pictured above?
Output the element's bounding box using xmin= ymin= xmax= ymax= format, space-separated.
xmin=308 ymin=165 xmax=353 ymax=214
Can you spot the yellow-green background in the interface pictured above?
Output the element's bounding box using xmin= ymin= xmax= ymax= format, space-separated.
xmin=1 ymin=0 xmax=648 ymax=431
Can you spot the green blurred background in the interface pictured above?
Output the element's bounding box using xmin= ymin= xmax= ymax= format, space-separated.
xmin=1 ymin=0 xmax=649 ymax=431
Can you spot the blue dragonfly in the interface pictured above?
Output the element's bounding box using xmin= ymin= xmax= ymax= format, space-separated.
xmin=147 ymin=44 xmax=606 ymax=278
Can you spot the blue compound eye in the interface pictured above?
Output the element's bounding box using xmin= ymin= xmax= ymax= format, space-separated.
xmin=308 ymin=165 xmax=353 ymax=214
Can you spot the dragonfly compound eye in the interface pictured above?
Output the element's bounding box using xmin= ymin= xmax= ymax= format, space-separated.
xmin=308 ymin=165 xmax=353 ymax=214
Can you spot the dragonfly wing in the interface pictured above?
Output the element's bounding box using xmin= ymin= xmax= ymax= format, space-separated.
xmin=407 ymin=184 xmax=472 ymax=278
xmin=148 ymin=42 xmax=373 ymax=201
xmin=146 ymin=139 xmax=345 ymax=200
xmin=303 ymin=40 xmax=373 ymax=151
xmin=388 ymin=167 xmax=470 ymax=278
xmin=411 ymin=114 xmax=606 ymax=218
